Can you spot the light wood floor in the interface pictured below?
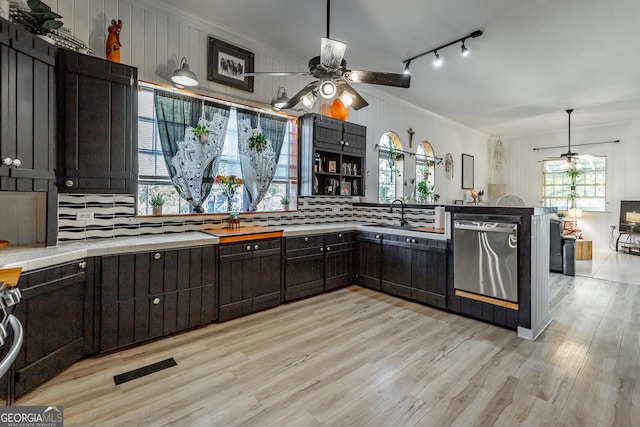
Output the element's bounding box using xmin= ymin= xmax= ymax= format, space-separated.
xmin=14 ymin=272 xmax=640 ymax=426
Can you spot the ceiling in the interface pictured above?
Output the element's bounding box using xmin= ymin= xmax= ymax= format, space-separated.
xmin=176 ymin=0 xmax=640 ymax=136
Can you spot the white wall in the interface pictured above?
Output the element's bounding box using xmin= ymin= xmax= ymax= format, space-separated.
xmin=40 ymin=0 xmax=492 ymax=205
xmin=501 ymin=119 xmax=640 ymax=247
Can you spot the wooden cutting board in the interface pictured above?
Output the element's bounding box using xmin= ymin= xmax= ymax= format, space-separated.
xmin=0 ymin=267 xmax=22 ymax=288
xmin=202 ymin=226 xmax=283 ymax=243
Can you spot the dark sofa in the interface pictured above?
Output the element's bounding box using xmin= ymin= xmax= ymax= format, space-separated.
xmin=550 ymin=219 xmax=576 ymax=276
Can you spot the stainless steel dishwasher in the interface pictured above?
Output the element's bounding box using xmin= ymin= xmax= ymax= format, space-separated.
xmin=453 ymin=214 xmax=520 ymax=303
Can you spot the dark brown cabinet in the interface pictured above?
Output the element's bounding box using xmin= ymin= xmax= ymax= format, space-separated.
xmin=57 ymin=48 xmax=138 ymax=193
xmin=0 ymin=18 xmax=57 ymax=192
xmin=100 ymin=246 xmax=217 ymax=352
xmin=381 ymin=235 xmax=413 ymax=299
xmin=355 ymin=231 xmax=382 ymax=290
xmin=299 ymin=113 xmax=366 ymax=197
xmin=218 ymin=238 xmax=281 ymax=322
xmin=284 ymin=231 xmax=354 ymax=301
xmin=411 ymin=238 xmax=447 ymax=309
xmin=9 ymin=259 xmax=91 ymax=399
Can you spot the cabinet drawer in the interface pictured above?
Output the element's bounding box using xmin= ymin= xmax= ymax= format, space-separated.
xmin=285 ymin=234 xmax=324 ymax=252
xmin=219 ymin=238 xmax=281 ymax=257
xmin=324 ymin=231 xmax=353 ymax=245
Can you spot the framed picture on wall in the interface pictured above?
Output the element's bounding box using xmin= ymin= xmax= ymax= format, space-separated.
xmin=207 ymin=36 xmax=254 ymax=92
xmin=462 ymin=153 xmax=474 ymax=189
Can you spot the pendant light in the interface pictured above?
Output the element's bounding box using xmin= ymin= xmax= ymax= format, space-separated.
xmin=171 ymin=57 xmax=198 ymax=87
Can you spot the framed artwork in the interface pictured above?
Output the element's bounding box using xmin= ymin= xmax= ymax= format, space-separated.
xmin=462 ymin=154 xmax=474 ymax=189
xmin=207 ymin=36 xmax=254 ymax=92
xmin=328 ymin=160 xmax=337 ymax=173
xmin=341 ymin=181 xmax=351 ymax=196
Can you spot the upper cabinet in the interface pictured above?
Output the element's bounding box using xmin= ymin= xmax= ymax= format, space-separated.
xmin=0 ymin=18 xmax=57 ymax=192
xmin=57 ymin=49 xmax=138 ymax=194
xmin=299 ymin=113 xmax=366 ymax=197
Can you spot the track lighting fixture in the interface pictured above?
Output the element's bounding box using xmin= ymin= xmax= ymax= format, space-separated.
xmin=271 ymin=87 xmax=290 ymax=110
xmin=403 ymin=62 xmax=411 ymax=75
xmin=402 ymin=29 xmax=483 ymax=70
xmin=461 ymin=41 xmax=469 ymax=57
xmin=433 ymin=51 xmax=442 ymax=67
xmin=171 ymin=57 xmax=198 ymax=87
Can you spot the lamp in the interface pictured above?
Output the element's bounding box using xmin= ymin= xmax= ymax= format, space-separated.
xmin=402 ymin=29 xmax=483 ymax=69
xmin=301 ymin=91 xmax=317 ymax=109
xmin=568 ymin=208 xmax=583 ymax=219
xmin=319 ymin=79 xmax=337 ymax=99
xmin=433 ymin=51 xmax=442 ymax=67
xmin=271 ymin=87 xmax=289 ymax=110
xmin=171 ymin=57 xmax=198 ymax=87
xmin=403 ymin=62 xmax=411 ymax=75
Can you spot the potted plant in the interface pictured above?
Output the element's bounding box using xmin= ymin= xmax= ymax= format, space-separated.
xmin=388 ymin=146 xmax=403 ymax=176
xmin=14 ymin=0 xmax=64 ymax=36
xmin=280 ymin=194 xmax=290 ymax=210
xmin=192 ymin=123 xmax=209 ymax=143
xmin=249 ymin=133 xmax=268 ymax=152
xmin=150 ymin=193 xmax=165 ymax=215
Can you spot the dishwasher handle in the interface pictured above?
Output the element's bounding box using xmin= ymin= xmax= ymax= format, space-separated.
xmin=454 ymin=223 xmax=517 ymax=233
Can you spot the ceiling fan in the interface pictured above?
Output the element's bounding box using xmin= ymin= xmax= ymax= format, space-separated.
xmin=245 ymin=0 xmax=410 ymax=111
xmin=560 ymin=109 xmax=579 ymax=160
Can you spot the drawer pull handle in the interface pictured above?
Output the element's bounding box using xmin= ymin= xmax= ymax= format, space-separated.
xmin=326 ymin=246 xmax=331 ymax=252
xmin=254 ymin=244 xmax=259 ymax=250
xmin=78 ymin=261 xmax=87 ymax=269
xmin=153 ymin=297 xmax=160 ymax=305
xmin=154 ymin=253 xmax=161 ymax=260
xmin=338 ymin=233 xmax=342 ymax=237
xmin=65 ymin=179 xmax=74 ymax=187
xmin=246 ymin=245 xmax=252 ymax=251
xmin=304 ymin=237 xmax=309 ymax=242
xmin=320 ymin=247 xmax=323 ymax=252
xmin=406 ymin=238 xmax=411 ymax=243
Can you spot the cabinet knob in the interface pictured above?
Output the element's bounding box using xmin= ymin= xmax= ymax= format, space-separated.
xmin=338 ymin=233 xmax=342 ymax=237
xmin=154 ymin=253 xmax=161 ymax=260
xmin=406 ymin=238 xmax=411 ymax=243
xmin=320 ymin=247 xmax=324 ymax=252
xmin=326 ymin=246 xmax=331 ymax=252
xmin=304 ymin=237 xmax=309 ymax=242
xmin=344 ymin=141 xmax=349 ymax=146
xmin=65 ymin=179 xmax=74 ymax=187
xmin=11 ymin=159 xmax=20 ymax=167
xmin=153 ymin=297 xmax=160 ymax=305
xmin=246 ymin=245 xmax=252 ymax=251
xmin=376 ymin=234 xmax=381 ymax=239
xmin=254 ymin=244 xmax=259 ymax=250
xmin=78 ymin=261 xmax=87 ymax=269
xmin=412 ymin=239 xmax=417 ymax=243
xmin=2 ymin=158 xmax=11 ymax=166
xmin=340 ymin=140 xmax=344 ymax=145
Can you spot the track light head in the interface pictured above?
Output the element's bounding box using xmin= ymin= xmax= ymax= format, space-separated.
xmin=433 ymin=51 xmax=442 ymax=67
xmin=461 ymin=41 xmax=469 ymax=57
xmin=403 ymin=62 xmax=411 ymax=75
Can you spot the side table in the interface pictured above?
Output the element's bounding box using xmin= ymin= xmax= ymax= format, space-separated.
xmin=575 ymin=239 xmax=592 ymax=260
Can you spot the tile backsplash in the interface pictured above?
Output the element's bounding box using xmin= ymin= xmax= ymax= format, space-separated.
xmin=0 ymin=192 xmax=47 ymax=245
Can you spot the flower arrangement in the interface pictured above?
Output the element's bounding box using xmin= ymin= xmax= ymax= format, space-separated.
xmin=214 ymin=175 xmax=243 ymax=211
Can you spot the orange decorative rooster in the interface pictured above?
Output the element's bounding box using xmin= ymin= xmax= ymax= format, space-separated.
xmin=106 ymin=19 xmax=122 ymax=62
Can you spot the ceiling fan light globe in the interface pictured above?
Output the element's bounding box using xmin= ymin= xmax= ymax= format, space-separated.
xmin=319 ymin=80 xmax=337 ymax=99
xmin=301 ymin=92 xmax=317 ymax=109
xmin=340 ymin=91 xmax=356 ymax=108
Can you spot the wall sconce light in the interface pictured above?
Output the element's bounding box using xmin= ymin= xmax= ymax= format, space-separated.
xmin=171 ymin=57 xmax=198 ymax=87
xmin=271 ymin=87 xmax=290 ymax=110
xmin=402 ymin=29 xmax=483 ymax=70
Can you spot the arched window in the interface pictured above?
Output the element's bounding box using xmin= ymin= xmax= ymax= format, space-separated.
xmin=378 ymin=132 xmax=403 ymax=203
xmin=415 ymin=141 xmax=437 ymax=203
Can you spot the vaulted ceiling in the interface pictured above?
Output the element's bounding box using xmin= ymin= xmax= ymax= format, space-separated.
xmin=176 ymin=0 xmax=640 ymax=136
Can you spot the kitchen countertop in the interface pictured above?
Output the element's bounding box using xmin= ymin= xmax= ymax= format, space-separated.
xmin=0 ymin=222 xmax=448 ymax=272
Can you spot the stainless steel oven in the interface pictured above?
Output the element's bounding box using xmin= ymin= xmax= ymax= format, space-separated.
xmin=453 ymin=214 xmax=519 ymax=303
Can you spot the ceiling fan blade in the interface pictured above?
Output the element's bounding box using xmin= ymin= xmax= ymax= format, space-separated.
xmin=280 ymin=81 xmax=319 ymax=110
xmin=337 ymin=81 xmax=368 ymax=110
xmin=344 ymin=70 xmax=411 ymax=88
xmin=321 ymin=37 xmax=347 ymax=70
xmin=244 ymin=71 xmax=308 ymax=77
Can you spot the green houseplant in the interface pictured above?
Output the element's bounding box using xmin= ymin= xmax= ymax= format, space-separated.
xmin=192 ymin=123 xmax=209 ymax=142
xmin=249 ymin=133 xmax=268 ymax=152
xmin=280 ymin=194 xmax=290 ymax=210
xmin=150 ymin=193 xmax=165 ymax=215
xmin=15 ymin=0 xmax=64 ymax=36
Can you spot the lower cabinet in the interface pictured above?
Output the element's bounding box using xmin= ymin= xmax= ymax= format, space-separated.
xmin=354 ymin=231 xmax=382 ymax=290
xmin=9 ymin=259 xmax=91 ymax=399
xmin=381 ymin=235 xmax=413 ymax=299
xmin=100 ymin=246 xmax=217 ymax=352
xmin=284 ymin=232 xmax=354 ymax=301
xmin=218 ymin=238 xmax=281 ymax=322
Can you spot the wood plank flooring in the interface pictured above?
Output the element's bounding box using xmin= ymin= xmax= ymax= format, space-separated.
xmin=13 ymin=273 xmax=640 ymax=426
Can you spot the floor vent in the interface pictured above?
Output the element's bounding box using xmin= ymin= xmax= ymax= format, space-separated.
xmin=113 ymin=357 xmax=177 ymax=385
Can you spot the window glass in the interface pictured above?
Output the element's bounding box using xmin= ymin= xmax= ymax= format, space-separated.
xmin=415 ymin=141 xmax=437 ymax=203
xmin=137 ymin=85 xmax=296 ymax=215
xmin=542 ymin=157 xmax=606 ymax=212
xmin=378 ymin=132 xmax=403 ymax=203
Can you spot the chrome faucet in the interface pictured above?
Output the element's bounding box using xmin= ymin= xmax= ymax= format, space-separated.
xmin=389 ymin=199 xmax=408 ymax=226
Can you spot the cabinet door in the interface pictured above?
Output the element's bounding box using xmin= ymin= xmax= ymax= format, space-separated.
xmin=57 ymin=49 xmax=138 ymax=193
xmin=219 ymin=238 xmax=281 ymax=322
xmin=381 ymin=235 xmax=412 ymax=299
xmin=355 ymin=232 xmax=382 ymax=290
xmin=284 ymin=235 xmax=325 ymax=301
xmin=100 ymin=246 xmax=217 ymax=352
xmin=11 ymin=260 xmax=89 ymax=398
xmin=342 ymin=122 xmax=366 ymax=156
xmin=0 ymin=20 xmax=56 ymax=192
xmin=411 ymin=239 xmax=448 ymax=308
xmin=325 ymin=232 xmax=354 ymax=291
xmin=313 ymin=114 xmax=344 ymax=152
